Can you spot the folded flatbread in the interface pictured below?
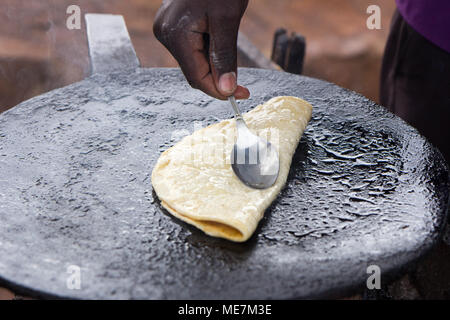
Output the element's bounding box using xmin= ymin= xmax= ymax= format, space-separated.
xmin=151 ymin=96 xmax=312 ymax=242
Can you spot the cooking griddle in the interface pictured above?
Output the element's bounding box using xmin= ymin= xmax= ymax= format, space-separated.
xmin=0 ymin=14 xmax=448 ymax=299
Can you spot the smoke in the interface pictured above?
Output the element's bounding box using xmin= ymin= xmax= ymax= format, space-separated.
xmin=0 ymin=0 xmax=90 ymax=112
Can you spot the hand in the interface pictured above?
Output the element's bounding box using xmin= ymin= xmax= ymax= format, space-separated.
xmin=153 ymin=0 xmax=250 ymax=100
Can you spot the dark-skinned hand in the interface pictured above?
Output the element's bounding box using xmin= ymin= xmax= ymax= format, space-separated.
xmin=153 ymin=0 xmax=250 ymax=100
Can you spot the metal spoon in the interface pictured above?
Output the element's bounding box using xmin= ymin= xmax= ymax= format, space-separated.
xmin=228 ymin=96 xmax=280 ymax=189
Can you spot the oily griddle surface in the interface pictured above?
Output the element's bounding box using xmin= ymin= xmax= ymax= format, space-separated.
xmin=0 ymin=68 xmax=448 ymax=299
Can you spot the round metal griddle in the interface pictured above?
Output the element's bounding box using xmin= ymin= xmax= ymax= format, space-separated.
xmin=0 ymin=67 xmax=448 ymax=299
xmin=0 ymin=15 xmax=448 ymax=299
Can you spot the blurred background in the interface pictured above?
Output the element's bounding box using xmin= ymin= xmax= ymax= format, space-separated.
xmin=0 ymin=0 xmax=395 ymax=112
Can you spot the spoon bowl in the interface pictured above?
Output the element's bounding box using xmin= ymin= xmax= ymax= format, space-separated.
xmin=228 ymin=96 xmax=280 ymax=189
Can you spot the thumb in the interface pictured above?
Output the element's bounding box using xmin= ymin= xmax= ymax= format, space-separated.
xmin=208 ymin=17 xmax=240 ymax=96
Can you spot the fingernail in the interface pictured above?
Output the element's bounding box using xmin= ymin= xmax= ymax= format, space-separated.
xmin=218 ymin=72 xmax=237 ymax=94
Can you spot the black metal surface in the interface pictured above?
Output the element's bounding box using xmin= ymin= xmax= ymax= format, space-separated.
xmin=0 ymin=68 xmax=448 ymax=299
xmin=85 ymin=14 xmax=140 ymax=75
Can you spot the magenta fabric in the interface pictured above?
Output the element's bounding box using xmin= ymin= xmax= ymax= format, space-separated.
xmin=395 ymin=0 xmax=450 ymax=53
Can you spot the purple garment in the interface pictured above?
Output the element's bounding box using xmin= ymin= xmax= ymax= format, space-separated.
xmin=395 ymin=0 xmax=450 ymax=53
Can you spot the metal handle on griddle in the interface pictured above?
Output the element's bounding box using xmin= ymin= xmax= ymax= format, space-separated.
xmin=85 ymin=14 xmax=140 ymax=74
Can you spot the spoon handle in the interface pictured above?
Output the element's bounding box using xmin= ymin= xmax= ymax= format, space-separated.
xmin=228 ymin=96 xmax=243 ymax=121
xmin=228 ymin=95 xmax=252 ymax=138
